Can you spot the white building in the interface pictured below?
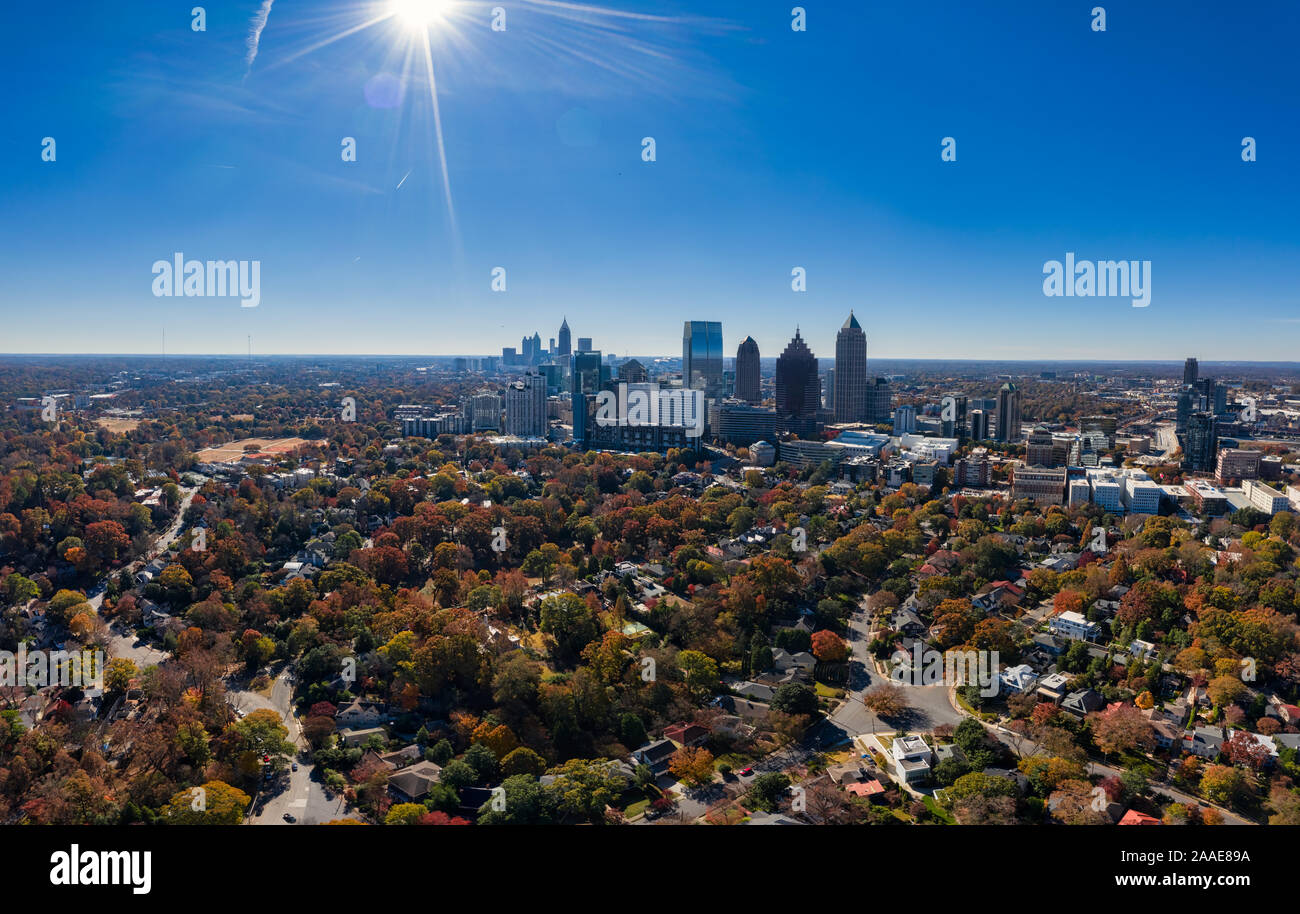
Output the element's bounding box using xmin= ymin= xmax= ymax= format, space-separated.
xmin=1050 ymin=610 xmax=1100 ymax=641
xmin=1122 ymin=470 xmax=1161 ymax=515
xmin=1067 ymin=477 xmax=1092 ymax=508
xmin=999 ymin=664 xmax=1038 ymax=694
xmin=504 ymin=372 xmax=547 ymax=437
xmin=889 ymin=735 xmax=933 ymax=785
xmin=1243 ymin=479 xmax=1290 ymax=516
xmin=892 ymin=405 xmax=916 ymax=434
xmin=1087 ymin=468 xmax=1124 ymax=514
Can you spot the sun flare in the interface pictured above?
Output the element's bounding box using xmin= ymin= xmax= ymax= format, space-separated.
xmin=389 ymin=0 xmax=451 ymax=29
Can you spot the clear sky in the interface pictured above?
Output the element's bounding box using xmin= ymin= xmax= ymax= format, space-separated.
xmin=2 ymin=0 xmax=1297 ymax=361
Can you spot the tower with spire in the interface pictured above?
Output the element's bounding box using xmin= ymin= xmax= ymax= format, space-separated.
xmin=834 ymin=310 xmax=867 ymax=423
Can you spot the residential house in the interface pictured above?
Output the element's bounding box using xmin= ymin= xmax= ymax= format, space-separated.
xmin=662 ymin=722 xmax=710 ymax=748
xmin=1182 ymin=726 xmax=1224 ymax=759
xmin=1061 ymin=689 xmax=1105 ymax=718
xmin=338 ymin=726 xmax=386 ymax=749
xmin=1050 ymin=610 xmax=1100 ymax=642
xmin=631 ymin=739 xmax=678 ymax=777
xmin=889 ymin=735 xmax=933 ymax=786
xmin=1035 ymin=672 xmax=1072 ymax=704
xmin=998 ymin=664 xmax=1038 ymax=695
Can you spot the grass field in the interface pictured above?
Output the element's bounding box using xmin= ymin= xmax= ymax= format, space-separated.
xmin=194 ymin=436 xmax=311 ymax=461
xmin=95 ymin=417 xmax=141 ymax=433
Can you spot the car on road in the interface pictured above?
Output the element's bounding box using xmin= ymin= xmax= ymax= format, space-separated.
xmin=740 ymin=766 xmax=754 ymax=776
xmin=282 ymin=813 xmax=296 ymax=823
xmin=291 ymin=763 xmax=298 ymax=772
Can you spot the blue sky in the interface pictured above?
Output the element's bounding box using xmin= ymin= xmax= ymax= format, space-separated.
xmin=2 ymin=0 xmax=1297 ymax=360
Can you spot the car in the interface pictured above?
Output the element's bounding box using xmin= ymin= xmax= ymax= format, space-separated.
xmin=740 ymin=766 xmax=754 ymax=776
xmin=291 ymin=763 xmax=299 ymax=772
xmin=282 ymin=813 xmax=296 ymax=823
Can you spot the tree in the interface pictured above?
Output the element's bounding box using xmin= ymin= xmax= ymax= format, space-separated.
xmin=862 ymin=683 xmax=908 ymax=720
xmin=161 ymin=781 xmax=251 ymax=825
xmin=385 ymin=803 xmax=427 ymax=825
xmin=538 ymin=593 xmax=599 ymax=665
xmin=678 ymin=650 xmax=720 ymax=699
xmin=543 ymin=759 xmax=628 ymax=823
xmin=1090 ymin=704 xmax=1155 ymax=756
xmin=810 ymin=630 xmax=849 ymax=663
xmin=668 ymin=747 xmax=716 ymax=787
xmin=747 ymin=772 xmax=791 ymax=812
xmin=501 ymin=746 xmax=547 ymax=777
xmin=770 ymin=683 xmax=818 ymax=717
xmin=104 ymin=658 xmax=137 ymax=692
xmin=1199 ymin=764 xmax=1250 ymax=807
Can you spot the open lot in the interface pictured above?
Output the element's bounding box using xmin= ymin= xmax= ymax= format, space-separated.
xmin=194 ymin=436 xmax=312 ymax=461
xmin=95 ymin=417 xmax=141 ymax=433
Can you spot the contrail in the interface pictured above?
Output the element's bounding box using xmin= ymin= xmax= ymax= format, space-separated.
xmin=244 ymin=0 xmax=276 ymax=77
xmin=396 ymin=169 xmax=412 ymax=190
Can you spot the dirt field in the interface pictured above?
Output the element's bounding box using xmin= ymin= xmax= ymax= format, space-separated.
xmin=95 ymin=417 xmax=141 ymax=433
xmin=194 ymin=437 xmax=311 ymax=461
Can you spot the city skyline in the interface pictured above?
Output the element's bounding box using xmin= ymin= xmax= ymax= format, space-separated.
xmin=3 ymin=1 xmax=1299 ymax=359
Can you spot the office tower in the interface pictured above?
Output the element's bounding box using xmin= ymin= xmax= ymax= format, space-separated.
xmin=501 ymin=346 xmax=517 ymax=365
xmin=1025 ymin=426 xmax=1055 ymax=467
xmin=682 ymin=320 xmax=724 ymax=397
xmin=530 ymin=332 xmax=542 ymax=364
xmin=1011 ymin=466 xmax=1067 ymax=505
xmin=717 ymin=400 xmax=779 ymax=446
xmin=521 ymin=335 xmax=533 ymax=363
xmin=1182 ymin=411 xmax=1218 ymax=473
xmin=866 ymin=377 xmax=892 ymax=423
xmin=1213 ymin=382 xmax=1227 ymax=415
xmin=548 ymin=338 xmax=555 ymax=355
xmin=1176 ymin=386 xmax=1194 ymax=435
xmin=577 ymin=337 xmax=593 ymax=351
xmin=969 ymin=409 xmax=989 ymax=441
xmin=941 ymin=393 xmax=967 ymax=440
xmin=467 ymin=391 xmax=503 ymax=432
xmin=558 ymin=318 xmax=572 ymax=357
xmin=824 ymin=368 xmax=835 ymax=411
xmin=833 ymin=311 xmax=868 ymax=423
xmin=618 ymin=358 xmax=648 ymax=383
xmin=893 ymin=404 xmax=917 ymax=434
xmin=735 ymin=336 xmax=761 ymax=404
xmin=1080 ymin=415 xmax=1118 ymax=447
xmin=1216 ymin=448 xmax=1261 ymax=484
xmin=504 ymin=371 xmax=547 ymax=437
xmin=996 ymin=382 xmax=1021 ymax=442
xmin=571 ymin=349 xmax=605 ymax=447
xmin=774 ymin=328 xmax=820 ymax=437
xmin=1183 ymin=357 xmax=1199 ymax=387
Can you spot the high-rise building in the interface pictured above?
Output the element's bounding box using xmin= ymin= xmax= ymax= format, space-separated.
xmin=571 ymin=349 xmax=606 ymax=447
xmin=1182 ymin=411 xmax=1218 ymax=473
xmin=1216 ymin=448 xmax=1261 ymax=484
xmin=504 ymin=371 xmax=547 ymax=437
xmin=1025 ymin=426 xmax=1056 ymax=467
xmin=941 ymin=393 xmax=967 ymax=440
xmin=530 ymin=332 xmax=542 ymax=365
xmin=1176 ymin=386 xmax=1194 ymax=435
xmin=1011 ymin=465 xmax=1067 ymax=505
xmin=577 ymin=337 xmax=593 ymax=351
xmin=618 ymin=358 xmax=648 ymax=383
xmin=969 ymin=409 xmax=990 ymax=441
xmin=893 ymin=404 xmax=917 ymax=434
xmin=774 ymin=329 xmax=820 ymax=437
xmin=833 ymin=311 xmax=868 ymax=423
xmin=1183 ymin=357 xmax=1199 ymax=387
xmin=735 ymin=336 xmax=761 ymax=404
xmin=467 ymin=391 xmax=503 ymax=432
xmin=682 ymin=321 xmax=724 ymax=398
xmin=996 ymin=382 xmax=1021 ymax=442
xmin=557 ymin=318 xmax=572 ymax=358
xmin=717 ymin=400 xmax=778 ymax=446
xmin=866 ymin=377 xmax=892 ymax=424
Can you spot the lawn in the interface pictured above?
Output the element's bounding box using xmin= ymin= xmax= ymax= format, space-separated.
xmin=923 ymin=795 xmax=955 ymax=824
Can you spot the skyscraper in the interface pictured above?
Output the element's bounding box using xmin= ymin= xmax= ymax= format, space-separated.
xmin=941 ymin=393 xmax=967 ymax=441
xmin=866 ymin=377 xmax=892 ymax=424
xmin=571 ymin=348 xmax=606 ymax=448
xmin=1183 ymin=357 xmax=1199 ymax=387
xmin=504 ymin=371 xmax=547 ymax=437
xmin=618 ymin=358 xmax=648 ymax=383
xmin=969 ymin=409 xmax=989 ymax=441
xmin=735 ymin=336 xmax=761 ymax=404
xmin=557 ymin=318 xmax=572 ymax=358
xmin=996 ymin=382 xmax=1021 ymax=442
xmin=1183 ymin=411 xmax=1218 ymax=473
xmin=682 ymin=321 xmax=724 ymax=397
xmin=833 ymin=311 xmax=867 ymax=423
xmin=774 ymin=329 xmax=820 ymax=437
xmin=530 ymin=332 xmax=542 ymax=365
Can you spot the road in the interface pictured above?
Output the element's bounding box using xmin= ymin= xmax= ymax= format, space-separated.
xmin=238 ymin=670 xmax=352 ymax=825
xmin=1155 ymin=422 xmax=1179 ymax=458
xmin=813 ymin=605 xmax=964 ymax=748
xmin=89 ymin=486 xmax=198 ymax=668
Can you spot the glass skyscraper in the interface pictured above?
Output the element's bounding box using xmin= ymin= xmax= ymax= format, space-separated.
xmin=682 ymin=321 xmax=723 ymax=397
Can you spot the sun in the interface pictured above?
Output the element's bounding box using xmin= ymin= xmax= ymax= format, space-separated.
xmin=389 ymin=0 xmax=452 ymax=29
